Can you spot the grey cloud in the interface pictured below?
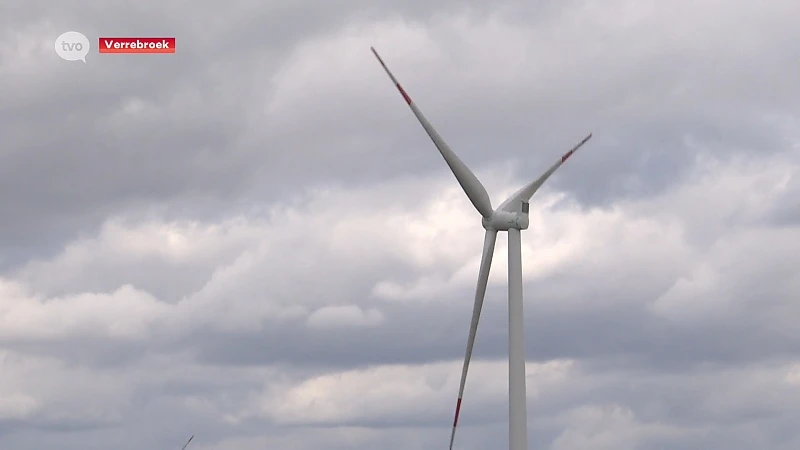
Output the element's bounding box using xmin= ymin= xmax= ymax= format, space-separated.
xmin=3 ymin=0 xmax=799 ymax=263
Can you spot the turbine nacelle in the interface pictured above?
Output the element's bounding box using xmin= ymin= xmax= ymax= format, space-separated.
xmin=482 ymin=202 xmax=530 ymax=231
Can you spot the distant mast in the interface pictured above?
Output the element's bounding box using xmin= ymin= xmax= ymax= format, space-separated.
xmin=181 ymin=435 xmax=194 ymax=450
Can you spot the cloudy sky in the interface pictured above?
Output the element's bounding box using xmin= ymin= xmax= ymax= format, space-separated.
xmin=2 ymin=0 xmax=800 ymax=448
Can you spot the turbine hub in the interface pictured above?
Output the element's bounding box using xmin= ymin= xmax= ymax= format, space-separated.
xmin=482 ymin=210 xmax=529 ymax=231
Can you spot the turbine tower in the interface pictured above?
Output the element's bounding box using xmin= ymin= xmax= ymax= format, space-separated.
xmin=371 ymin=47 xmax=592 ymax=450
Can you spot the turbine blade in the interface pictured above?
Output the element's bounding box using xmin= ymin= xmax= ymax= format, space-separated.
xmin=371 ymin=47 xmax=494 ymax=219
xmin=498 ymin=133 xmax=592 ymax=212
xmin=449 ymin=229 xmax=498 ymax=449
xmin=180 ymin=435 xmax=194 ymax=450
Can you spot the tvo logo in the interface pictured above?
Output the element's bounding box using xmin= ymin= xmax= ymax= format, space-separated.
xmin=55 ymin=31 xmax=90 ymax=62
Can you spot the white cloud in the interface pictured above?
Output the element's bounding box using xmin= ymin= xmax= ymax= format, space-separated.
xmin=551 ymin=404 xmax=682 ymax=450
xmin=306 ymin=305 xmax=385 ymax=329
xmin=251 ymin=359 xmax=574 ymax=426
xmin=0 ymin=392 xmax=38 ymax=420
xmin=0 ymin=281 xmax=166 ymax=340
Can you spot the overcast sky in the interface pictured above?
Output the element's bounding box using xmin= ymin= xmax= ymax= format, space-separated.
xmin=1 ymin=0 xmax=799 ymax=449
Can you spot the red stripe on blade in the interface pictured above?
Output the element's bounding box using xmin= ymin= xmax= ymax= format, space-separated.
xmin=561 ymin=149 xmax=575 ymax=162
xmin=397 ymin=84 xmax=412 ymax=104
xmin=453 ymin=398 xmax=462 ymax=426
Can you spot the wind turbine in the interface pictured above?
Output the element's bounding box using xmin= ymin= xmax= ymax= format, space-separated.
xmin=370 ymin=47 xmax=592 ymax=450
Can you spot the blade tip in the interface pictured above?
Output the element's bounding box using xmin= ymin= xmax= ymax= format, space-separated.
xmin=368 ymin=48 xmax=412 ymax=105
xmin=370 ymin=46 xmax=381 ymax=60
